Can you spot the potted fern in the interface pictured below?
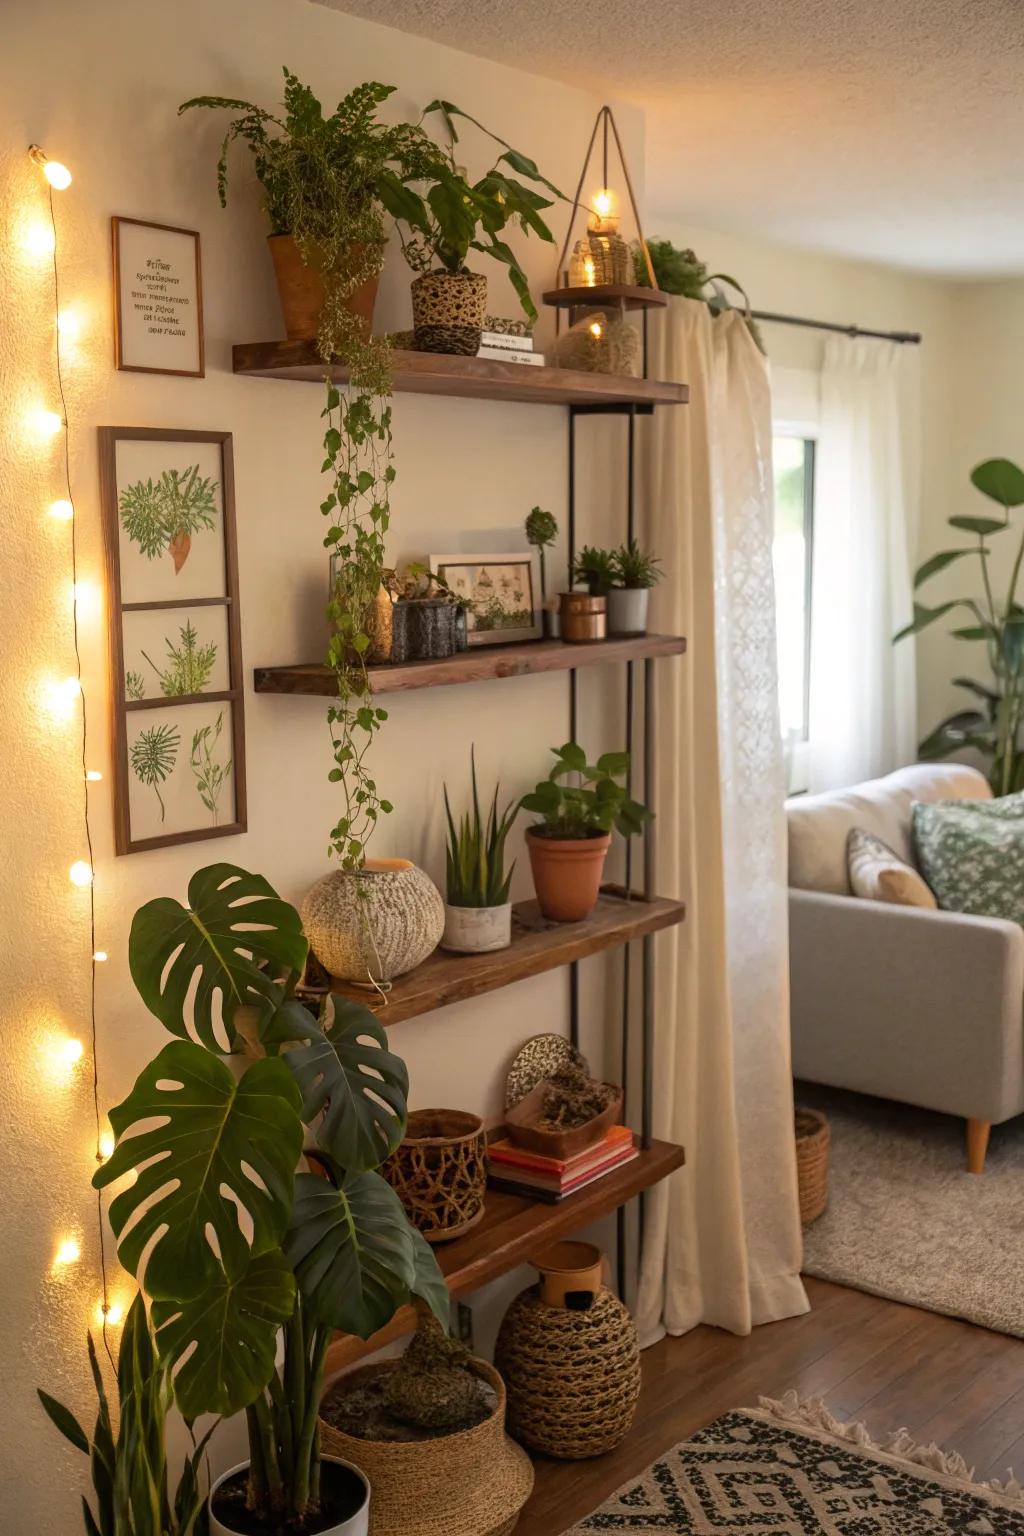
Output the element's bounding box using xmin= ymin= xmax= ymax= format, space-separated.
xmin=92 ymin=863 xmax=448 ymax=1536
xmin=442 ymin=751 xmax=518 ymax=952
xmin=607 ymin=541 xmax=663 ymax=636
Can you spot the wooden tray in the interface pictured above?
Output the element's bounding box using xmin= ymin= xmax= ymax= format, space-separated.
xmin=504 ymin=1082 xmax=624 ymax=1159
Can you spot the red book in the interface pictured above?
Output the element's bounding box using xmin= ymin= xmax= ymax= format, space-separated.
xmin=487 ymin=1140 xmax=637 ymax=1194
xmin=488 ymin=1123 xmax=633 ymax=1176
xmin=488 ymin=1150 xmax=640 ymax=1204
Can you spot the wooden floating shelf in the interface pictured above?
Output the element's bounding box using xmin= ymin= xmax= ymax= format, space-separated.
xmin=324 ymin=1135 xmax=685 ymax=1377
xmin=322 ymin=890 xmax=685 ymax=1026
xmin=543 ymin=283 xmax=669 ymax=312
xmin=255 ymin=633 xmax=687 ymax=698
xmin=232 ymin=341 xmax=688 ymax=407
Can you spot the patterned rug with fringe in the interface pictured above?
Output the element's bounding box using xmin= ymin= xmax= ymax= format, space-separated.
xmin=564 ymin=1394 xmax=1024 ymax=1533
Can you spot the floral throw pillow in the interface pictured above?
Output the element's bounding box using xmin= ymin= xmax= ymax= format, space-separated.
xmin=912 ymin=792 xmax=1024 ymax=923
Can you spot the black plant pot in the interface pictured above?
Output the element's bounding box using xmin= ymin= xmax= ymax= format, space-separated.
xmin=391 ymin=599 xmax=460 ymax=664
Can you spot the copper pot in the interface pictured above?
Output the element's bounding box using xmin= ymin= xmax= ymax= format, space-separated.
xmin=559 ymin=592 xmax=607 ymax=643
xmin=267 ymin=234 xmax=380 ymax=344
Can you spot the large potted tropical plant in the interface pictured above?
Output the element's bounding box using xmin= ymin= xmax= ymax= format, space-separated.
xmin=92 ymin=863 xmax=449 ymax=1536
xmin=895 ymin=457 xmax=1024 ymax=795
xmin=379 ymin=101 xmax=564 ymax=354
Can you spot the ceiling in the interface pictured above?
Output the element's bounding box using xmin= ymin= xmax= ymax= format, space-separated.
xmin=323 ymin=0 xmax=1024 ymax=277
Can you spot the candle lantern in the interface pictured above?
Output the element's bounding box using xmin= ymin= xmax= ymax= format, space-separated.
xmin=554 ymin=106 xmax=658 ymax=299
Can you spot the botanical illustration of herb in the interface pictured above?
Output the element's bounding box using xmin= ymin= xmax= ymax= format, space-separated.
xmin=191 ymin=711 xmax=232 ymax=825
xmin=125 ymin=669 xmax=145 ymax=701
xmin=119 ymin=464 xmax=218 ymax=573
xmin=142 ymin=620 xmax=217 ymax=697
xmin=130 ymin=722 xmax=180 ymax=823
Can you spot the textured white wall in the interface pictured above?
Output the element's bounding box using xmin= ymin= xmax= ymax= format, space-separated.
xmin=0 ymin=2 xmax=643 ymax=1527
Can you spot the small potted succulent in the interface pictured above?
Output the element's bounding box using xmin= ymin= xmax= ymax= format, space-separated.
xmin=442 ymin=750 xmax=518 ymax=952
xmin=525 ymin=505 xmax=559 ymax=636
xmin=520 ymin=743 xmax=651 ymax=921
xmin=607 ymin=540 xmax=663 ymax=636
xmin=382 ymin=102 xmax=563 ymax=354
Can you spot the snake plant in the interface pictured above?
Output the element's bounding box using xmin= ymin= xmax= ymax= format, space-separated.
xmin=444 ymin=750 xmax=517 ymax=907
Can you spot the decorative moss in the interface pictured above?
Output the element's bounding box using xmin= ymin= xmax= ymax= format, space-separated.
xmin=540 ymin=1060 xmax=616 ymax=1130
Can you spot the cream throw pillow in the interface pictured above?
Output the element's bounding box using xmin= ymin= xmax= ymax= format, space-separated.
xmin=846 ymin=828 xmax=937 ymax=908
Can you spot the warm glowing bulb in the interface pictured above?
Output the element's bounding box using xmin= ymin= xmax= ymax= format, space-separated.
xmin=49 ymin=498 xmax=74 ymax=521
xmin=54 ymin=1238 xmax=81 ymax=1266
xmin=44 ymin=674 xmax=81 ymax=720
xmin=93 ymin=950 xmax=108 ymax=963
xmin=57 ymin=309 xmax=80 ymax=340
xmin=85 ymin=769 xmax=102 ymax=782
xmin=594 ymin=189 xmax=613 ymax=217
xmin=97 ymin=1300 xmax=124 ymax=1327
xmin=590 ymin=321 xmax=604 ymax=338
xmin=23 ymin=221 xmax=56 ymax=257
xmin=42 ymin=159 xmax=72 ymax=190
xmin=33 ymin=408 xmax=64 ymax=437
xmin=72 ymin=579 xmax=99 ymax=618
xmin=61 ymin=1038 xmax=84 ymax=1064
xmin=583 ymin=256 xmax=596 ymax=286
xmin=69 ymin=860 xmax=93 ymax=887
xmin=97 ymin=1131 xmax=115 ymax=1161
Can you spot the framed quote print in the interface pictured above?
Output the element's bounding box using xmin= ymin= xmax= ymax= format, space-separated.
xmin=99 ymin=428 xmax=246 ymax=854
xmin=111 ymin=217 xmax=204 ymax=376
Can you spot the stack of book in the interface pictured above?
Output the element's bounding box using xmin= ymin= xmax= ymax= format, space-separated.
xmin=487 ymin=1124 xmax=637 ymax=1203
xmin=476 ymin=329 xmax=545 ymax=367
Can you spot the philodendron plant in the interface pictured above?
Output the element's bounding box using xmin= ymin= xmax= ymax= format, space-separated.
xmin=896 ymin=457 xmax=1024 ymax=795
xmin=93 ymin=864 xmax=448 ymax=1535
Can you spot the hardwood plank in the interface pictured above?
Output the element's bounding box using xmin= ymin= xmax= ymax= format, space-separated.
xmin=324 ymin=1137 xmax=684 ymax=1378
xmin=232 ymin=341 xmax=688 ymax=407
xmin=309 ymin=891 xmax=685 ymax=1026
xmin=542 ymin=284 xmax=668 ymax=312
xmin=254 ymin=633 xmax=687 ymax=698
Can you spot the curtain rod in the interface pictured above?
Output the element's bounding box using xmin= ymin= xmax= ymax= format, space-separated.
xmin=748 ymin=308 xmax=922 ymax=345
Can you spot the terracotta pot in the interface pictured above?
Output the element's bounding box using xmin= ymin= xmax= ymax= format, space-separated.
xmin=530 ymin=1240 xmax=606 ymax=1310
xmin=209 ymin=1457 xmax=369 ymax=1536
xmin=411 ymin=270 xmax=487 ymax=354
xmin=559 ymin=592 xmax=606 ymax=643
xmin=268 ymin=234 xmax=380 ymax=344
xmin=526 ymin=828 xmax=610 ymax=922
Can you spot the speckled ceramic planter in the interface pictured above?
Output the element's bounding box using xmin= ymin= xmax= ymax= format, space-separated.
xmin=301 ymin=859 xmax=444 ymax=984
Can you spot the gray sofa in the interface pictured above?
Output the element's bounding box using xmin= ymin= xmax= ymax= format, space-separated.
xmin=787 ymin=762 xmax=1024 ymax=1173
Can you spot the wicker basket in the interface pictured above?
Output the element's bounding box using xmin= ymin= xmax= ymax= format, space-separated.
xmin=795 ymin=1106 xmax=830 ymax=1225
xmin=320 ymin=1359 xmax=533 ymax=1536
xmin=382 ymin=1109 xmax=487 ymax=1243
xmin=495 ymin=1285 xmax=640 ymax=1459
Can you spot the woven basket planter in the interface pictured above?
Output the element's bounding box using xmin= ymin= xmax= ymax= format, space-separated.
xmin=320 ymin=1359 xmax=533 ymax=1536
xmin=383 ymin=1109 xmax=487 ymax=1243
xmin=495 ymin=1285 xmax=640 ymax=1459
xmin=795 ymin=1106 xmax=830 ymax=1225
xmin=411 ymin=271 xmax=487 ymax=355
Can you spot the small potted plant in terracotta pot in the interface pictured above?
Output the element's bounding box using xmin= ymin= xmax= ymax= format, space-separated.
xmin=607 ymin=540 xmax=663 ymax=636
xmin=519 ymin=742 xmax=651 ymax=921
xmin=442 ymin=749 xmax=518 ymax=953
xmin=386 ymin=101 xmax=564 ymax=354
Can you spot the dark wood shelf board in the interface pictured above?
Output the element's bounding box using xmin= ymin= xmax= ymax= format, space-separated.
xmin=543 ymin=284 xmax=668 ymax=311
xmin=232 ymin=341 xmax=687 ymax=407
xmin=324 ymin=1135 xmax=685 ymax=1377
xmin=318 ymin=890 xmax=685 ymax=1025
xmin=254 ymin=633 xmax=687 ymax=698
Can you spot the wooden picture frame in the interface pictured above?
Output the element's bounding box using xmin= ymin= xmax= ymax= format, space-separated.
xmin=111 ymin=217 xmax=204 ymax=377
xmin=430 ymin=551 xmax=543 ymax=645
xmin=99 ymin=427 xmax=246 ymax=854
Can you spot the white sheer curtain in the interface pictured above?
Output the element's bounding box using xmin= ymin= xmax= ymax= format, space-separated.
xmin=636 ymin=298 xmax=807 ymax=1342
xmin=807 ymin=336 xmax=919 ymax=792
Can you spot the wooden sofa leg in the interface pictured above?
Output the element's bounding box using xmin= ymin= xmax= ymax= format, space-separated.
xmin=966 ymin=1118 xmax=991 ymax=1175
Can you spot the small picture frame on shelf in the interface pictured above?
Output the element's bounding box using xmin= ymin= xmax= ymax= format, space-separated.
xmin=111 ymin=217 xmax=204 ymax=377
xmin=99 ymin=427 xmax=245 ymax=854
xmin=430 ymin=552 xmax=542 ymax=646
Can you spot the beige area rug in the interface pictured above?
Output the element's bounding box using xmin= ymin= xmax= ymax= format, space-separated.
xmin=564 ymin=1393 xmax=1024 ymax=1532
xmin=799 ymin=1086 xmax=1024 ymax=1336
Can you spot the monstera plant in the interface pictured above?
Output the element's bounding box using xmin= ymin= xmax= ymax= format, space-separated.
xmin=93 ymin=863 xmax=448 ymax=1534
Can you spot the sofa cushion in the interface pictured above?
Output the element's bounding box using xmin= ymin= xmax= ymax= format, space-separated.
xmin=787 ymin=762 xmax=991 ymax=895
xmin=913 ymin=792 xmax=1024 ymax=924
xmin=847 ymin=828 xmax=938 ymax=908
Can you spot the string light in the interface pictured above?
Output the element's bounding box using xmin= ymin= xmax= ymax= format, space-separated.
xmin=49 ymin=498 xmax=74 ymax=521
xmin=56 ymin=309 xmax=80 ymax=340
xmin=69 ymin=860 xmax=93 ymax=887
xmin=60 ymin=1038 xmax=84 ymax=1065
xmin=96 ymin=1300 xmax=124 ymax=1327
xmin=23 ymin=221 xmax=56 ymax=257
xmin=85 ymin=769 xmax=102 ymax=782
xmin=97 ymin=1131 xmax=115 ymax=1162
xmin=29 ymin=145 xmax=72 ymax=190
xmin=589 ymin=320 xmax=604 ymax=339
xmin=93 ymin=950 xmax=108 ymax=963
xmin=53 ymin=1238 xmax=81 ymax=1267
xmin=71 ymin=579 xmax=99 ymax=618
xmin=33 ymin=407 xmax=64 ymax=437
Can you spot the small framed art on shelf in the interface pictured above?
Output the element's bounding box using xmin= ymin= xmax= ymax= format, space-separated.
xmin=430 ymin=551 xmax=542 ymax=645
xmin=99 ymin=427 xmax=246 ymax=853
xmin=111 ymin=217 xmax=204 ymax=376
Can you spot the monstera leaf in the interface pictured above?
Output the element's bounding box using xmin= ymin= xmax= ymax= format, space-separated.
xmin=93 ymin=1041 xmax=303 ymax=1300
xmin=152 ymin=1250 xmax=295 ymax=1419
xmin=409 ymin=1226 xmax=451 ymax=1329
xmin=262 ymin=997 xmax=409 ymax=1171
xmin=284 ymin=1170 xmax=426 ymax=1337
xmin=129 ymin=864 xmax=309 ymax=1051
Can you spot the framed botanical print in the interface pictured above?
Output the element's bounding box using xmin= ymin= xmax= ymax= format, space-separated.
xmin=430 ymin=551 xmax=542 ymax=645
xmin=111 ymin=217 xmax=204 ymax=377
xmin=99 ymin=428 xmax=246 ymax=854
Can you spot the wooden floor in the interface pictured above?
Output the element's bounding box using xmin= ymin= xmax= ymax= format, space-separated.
xmin=517 ymin=1277 xmax=1024 ymax=1535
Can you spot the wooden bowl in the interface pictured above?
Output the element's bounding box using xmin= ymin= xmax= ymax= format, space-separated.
xmin=504 ymin=1080 xmax=623 ymax=1159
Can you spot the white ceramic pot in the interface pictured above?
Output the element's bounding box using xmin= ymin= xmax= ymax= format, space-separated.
xmin=441 ymin=902 xmax=512 ymax=953
xmin=208 ymin=1458 xmax=370 ymax=1536
xmin=606 ymin=587 xmax=650 ymax=636
xmin=302 ymin=858 xmax=444 ymax=984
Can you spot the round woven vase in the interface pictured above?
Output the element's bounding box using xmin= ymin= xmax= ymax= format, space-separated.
xmin=320 ymin=1359 xmax=533 ymax=1536
xmin=411 ymin=271 xmax=487 ymax=354
xmin=495 ymin=1284 xmax=641 ymax=1459
xmin=383 ymin=1108 xmax=488 ymax=1243
xmin=301 ymin=859 xmax=443 ymax=985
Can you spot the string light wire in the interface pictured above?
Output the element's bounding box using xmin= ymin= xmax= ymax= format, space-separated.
xmin=43 ymin=170 xmax=113 ymax=1358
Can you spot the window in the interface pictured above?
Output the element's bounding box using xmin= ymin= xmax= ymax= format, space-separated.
xmin=772 ymin=434 xmax=815 ymax=790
